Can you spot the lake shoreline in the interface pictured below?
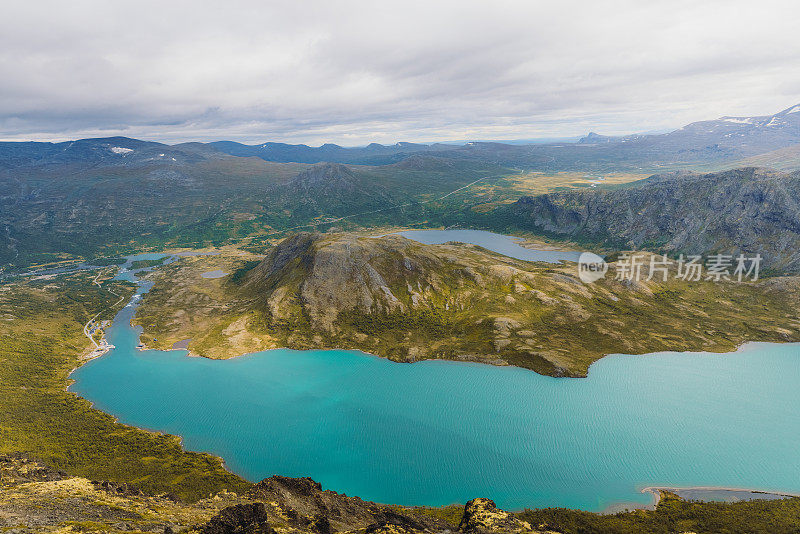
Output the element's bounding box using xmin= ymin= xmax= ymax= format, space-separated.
xmin=600 ymin=486 xmax=800 ymax=515
xmin=126 ymin=250 xmax=800 ymax=377
xmin=66 ymin=246 xmax=800 ymax=513
xmin=602 ymin=486 xmax=800 ymax=514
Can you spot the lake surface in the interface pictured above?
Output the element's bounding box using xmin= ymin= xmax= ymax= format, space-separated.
xmin=397 ymin=229 xmax=582 ymax=263
xmin=69 ymin=246 xmax=800 ymax=512
xmin=201 ymin=269 xmax=228 ymax=279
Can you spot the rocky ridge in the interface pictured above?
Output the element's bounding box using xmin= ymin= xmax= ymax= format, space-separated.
xmin=505 ymin=167 xmax=800 ymax=272
xmin=221 ymin=231 xmax=800 ymax=376
xmin=0 ymin=454 xmax=542 ymax=534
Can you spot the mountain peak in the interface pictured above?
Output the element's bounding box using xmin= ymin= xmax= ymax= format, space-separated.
xmin=777 ymin=104 xmax=800 ymax=116
xmin=578 ymin=132 xmax=614 ymax=144
xmin=289 ymin=162 xmax=358 ymax=193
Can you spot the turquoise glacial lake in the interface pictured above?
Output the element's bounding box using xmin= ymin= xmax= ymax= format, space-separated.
xmin=69 ymin=244 xmax=800 ymax=512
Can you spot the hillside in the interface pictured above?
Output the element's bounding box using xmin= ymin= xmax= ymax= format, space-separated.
xmin=274 ymin=163 xmax=398 ymax=222
xmin=733 ymin=142 xmax=800 ymax=171
xmin=497 ymin=167 xmax=800 ymax=272
xmin=9 ymin=454 xmax=800 ymax=534
xmin=4 ymin=256 xmax=800 ymax=533
xmin=0 ymin=143 xmax=507 ymax=269
xmin=578 ymin=104 xmax=800 ymax=160
xmin=133 ymin=233 xmax=800 ymax=377
xmin=0 ymin=151 xmax=308 ymax=268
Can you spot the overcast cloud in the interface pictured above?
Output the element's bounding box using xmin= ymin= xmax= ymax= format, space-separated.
xmin=1 ymin=0 xmax=799 ymax=145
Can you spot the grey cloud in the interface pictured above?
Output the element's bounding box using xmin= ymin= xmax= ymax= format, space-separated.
xmin=0 ymin=0 xmax=799 ymax=144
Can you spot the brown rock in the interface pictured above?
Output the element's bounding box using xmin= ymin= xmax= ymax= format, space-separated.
xmin=201 ymin=503 xmax=276 ymax=534
xmin=458 ymin=498 xmax=532 ymax=533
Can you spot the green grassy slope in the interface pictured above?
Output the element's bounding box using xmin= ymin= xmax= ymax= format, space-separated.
xmin=133 ymin=235 xmax=800 ymax=377
xmin=0 ymin=155 xmax=511 ymax=270
xmin=0 ymin=271 xmax=249 ymax=500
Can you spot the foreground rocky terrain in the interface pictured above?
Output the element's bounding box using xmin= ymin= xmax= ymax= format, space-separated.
xmin=0 ymin=454 xmax=541 ymax=534
xmin=134 ymin=231 xmax=800 ymax=377
xmin=6 ymin=453 xmax=800 ymax=534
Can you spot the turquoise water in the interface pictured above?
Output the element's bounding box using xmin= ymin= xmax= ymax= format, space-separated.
xmin=68 ymin=247 xmax=800 ymax=512
xmin=398 ymin=229 xmax=582 ymax=263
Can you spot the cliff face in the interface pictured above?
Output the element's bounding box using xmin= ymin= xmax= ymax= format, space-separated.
xmin=506 ymin=167 xmax=800 ymax=272
xmin=503 ymin=168 xmax=800 ymax=272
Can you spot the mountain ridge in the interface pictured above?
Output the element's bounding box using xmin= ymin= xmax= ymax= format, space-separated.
xmin=133 ymin=232 xmax=800 ymax=377
xmin=500 ymin=167 xmax=800 ymax=271
xmin=5 ymin=102 xmax=800 ymax=170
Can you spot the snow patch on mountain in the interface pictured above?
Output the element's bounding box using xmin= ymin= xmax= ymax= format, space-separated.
xmin=722 ymin=117 xmax=753 ymax=124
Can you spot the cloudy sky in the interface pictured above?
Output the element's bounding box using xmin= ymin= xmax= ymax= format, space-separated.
xmin=2 ymin=0 xmax=799 ymax=145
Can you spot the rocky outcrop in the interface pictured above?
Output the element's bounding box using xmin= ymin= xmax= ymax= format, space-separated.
xmin=0 ymin=455 xmax=161 ymax=532
xmin=1 ymin=458 xmax=455 ymax=534
xmin=244 ymin=233 xmax=447 ymax=331
xmin=2 ymin=456 xmax=795 ymax=534
xmin=364 ymin=524 xmax=418 ymax=534
xmin=0 ymin=453 xmax=65 ymax=484
xmin=458 ymin=498 xmax=534 ymax=533
xmin=246 ymin=476 xmax=439 ymax=533
xmin=506 ymin=167 xmax=800 ymax=272
xmin=93 ymin=479 xmax=146 ymax=497
xmin=201 ymin=503 xmax=276 ymax=534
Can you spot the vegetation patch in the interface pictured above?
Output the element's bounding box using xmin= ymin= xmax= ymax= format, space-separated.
xmin=129 ymin=257 xmax=167 ymax=270
xmin=132 ymin=235 xmax=800 ymax=377
xmin=0 ymin=271 xmax=249 ymax=501
xmin=518 ymin=492 xmax=800 ymax=534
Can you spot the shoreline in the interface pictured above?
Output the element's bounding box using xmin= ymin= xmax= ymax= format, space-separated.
xmin=71 ymin=305 xmax=800 ymax=515
xmin=63 ymin=248 xmax=800 ymax=515
xmin=602 ymin=485 xmax=800 ymax=514
xmin=112 ymin=240 xmax=800 ymax=380
xmin=132 ymin=332 xmax=800 ymax=381
xmin=642 ymin=485 xmax=800 ymax=497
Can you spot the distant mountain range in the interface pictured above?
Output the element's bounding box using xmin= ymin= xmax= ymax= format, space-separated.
xmin=578 ymin=104 xmax=800 ymax=160
xmin=209 ymin=103 xmax=800 ymax=168
xmin=209 ymin=140 xmax=444 ymax=165
xmin=0 ymin=137 xmax=224 ymax=169
xmin=4 ymin=103 xmax=800 ymax=270
xmin=2 ymin=103 xmax=800 ymax=171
